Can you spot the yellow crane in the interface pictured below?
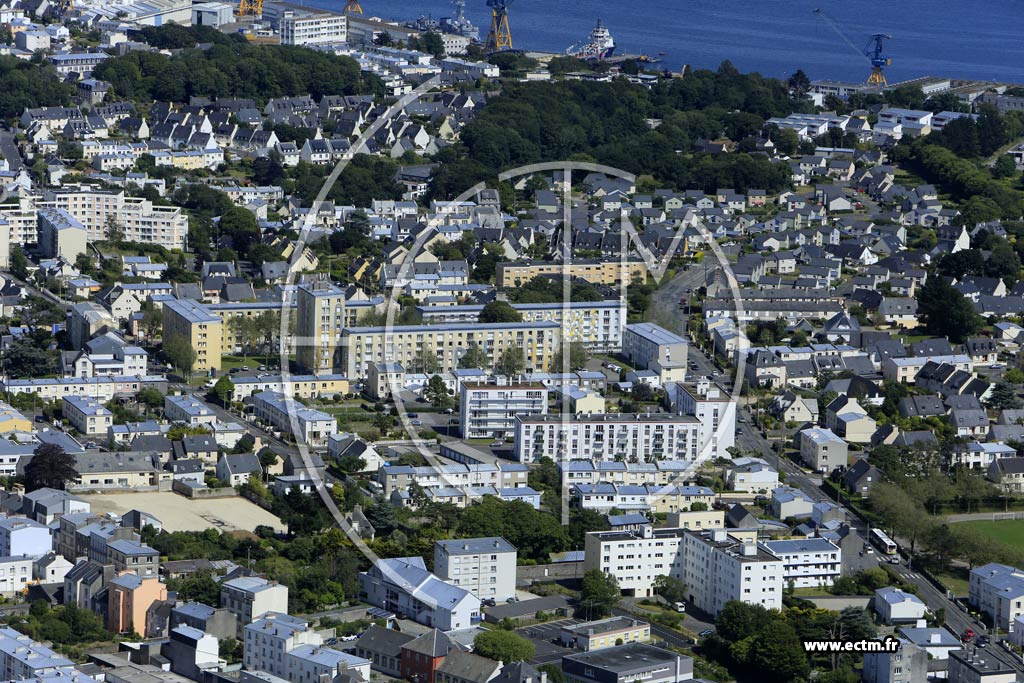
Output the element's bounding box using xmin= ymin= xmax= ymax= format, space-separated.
xmin=484 ymin=0 xmax=513 ymax=52
xmin=343 ymin=0 xmax=363 ymax=14
xmin=236 ymin=0 xmax=262 ymax=17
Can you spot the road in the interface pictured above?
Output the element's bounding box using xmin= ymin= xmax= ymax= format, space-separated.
xmin=199 ymin=392 xmax=299 ymax=459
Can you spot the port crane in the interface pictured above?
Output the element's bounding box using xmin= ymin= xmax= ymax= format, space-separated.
xmin=236 ymin=0 xmax=262 ymax=17
xmin=484 ymin=0 xmax=514 ymax=52
xmin=812 ymin=9 xmax=893 ymax=86
xmin=865 ymin=33 xmax=893 ymax=86
xmin=343 ymin=0 xmax=363 ymax=14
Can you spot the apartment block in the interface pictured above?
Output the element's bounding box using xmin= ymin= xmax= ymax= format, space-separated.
xmin=339 ymin=322 xmax=560 ymax=380
xmin=376 ymin=462 xmax=529 ymax=496
xmin=513 ymin=413 xmax=700 ymax=464
xmin=296 ymin=280 xmax=347 ymax=373
xmin=622 ymin=323 xmax=688 ymax=373
xmin=562 ymin=642 xmax=692 ymax=683
xmin=760 ymin=538 xmax=841 ymax=588
xmin=798 ymin=427 xmax=849 ymax=473
xmin=2 ymin=375 xmax=162 ymax=402
xmin=559 ymin=617 xmax=651 ymax=651
xmin=359 ymin=557 xmax=480 ymax=631
xmin=41 ymin=189 xmax=188 ymax=249
xmin=164 ymin=395 xmax=217 ymax=426
xmin=0 ymin=517 xmax=51 ymax=557
xmin=62 ymin=395 xmax=113 ymax=436
xmin=433 ymin=538 xmax=517 ymax=601
xmin=220 ymin=576 xmax=290 ymax=637
xmin=38 ymin=208 xmax=87 ymax=261
xmin=668 ymin=380 xmax=737 ymax=460
xmin=253 ymin=391 xmax=337 ymax=447
xmin=230 ymin=374 xmax=350 ymax=401
xmin=495 ymin=259 xmax=648 ymax=289
xmin=244 ymin=613 xmax=320 ymax=678
xmin=280 ymin=10 xmax=347 ymax=45
xmin=573 ymin=484 xmax=715 ymax=515
xmin=163 ymin=299 xmax=224 ymax=373
xmin=969 ymin=563 xmax=1024 ymax=632
xmin=459 ymin=383 xmax=548 ymax=439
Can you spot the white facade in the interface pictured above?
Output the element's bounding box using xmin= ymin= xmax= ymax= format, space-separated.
xmin=514 ymin=413 xmax=700 ymax=464
xmin=760 ymin=538 xmax=841 ymax=588
xmin=0 ymin=556 xmax=33 ymax=596
xmin=2 ymin=375 xmax=157 ymax=402
xmin=670 ymin=380 xmax=736 ymax=460
xmin=459 ymin=383 xmax=548 ymax=439
xmin=164 ymin=395 xmax=217 ymax=426
xmin=280 ymin=11 xmax=347 ymax=45
xmin=799 ymin=427 xmax=848 ymax=473
xmin=875 ymin=587 xmax=928 ymax=625
xmin=359 ymin=556 xmax=480 ymax=631
xmin=221 ymin=577 xmax=290 ymax=637
xmin=253 ymin=391 xmax=337 ymax=447
xmin=41 ymin=190 xmax=188 ymax=249
xmin=622 ymin=323 xmax=688 ymax=371
xmin=434 ymin=538 xmax=517 ymax=601
xmin=969 ymin=563 xmax=1024 ymax=632
xmin=243 ymin=614 xmax=320 ymax=679
xmin=0 ymin=517 xmax=52 ymax=557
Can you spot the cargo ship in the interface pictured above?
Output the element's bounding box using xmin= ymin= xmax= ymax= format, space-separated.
xmin=566 ymin=19 xmax=616 ymax=60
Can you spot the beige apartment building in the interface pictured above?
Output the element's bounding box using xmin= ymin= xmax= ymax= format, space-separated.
xmin=163 ymin=299 xmax=224 ymax=373
xmin=495 ymin=259 xmax=649 ymax=289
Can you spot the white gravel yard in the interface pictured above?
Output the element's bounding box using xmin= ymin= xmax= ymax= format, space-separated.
xmin=81 ymin=492 xmax=286 ymax=533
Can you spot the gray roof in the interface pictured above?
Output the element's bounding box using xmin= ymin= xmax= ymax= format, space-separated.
xmin=356 ymin=624 xmax=414 ymax=657
xmin=434 ymin=649 xmax=500 ymax=683
xmin=435 ymin=538 xmax=516 ymax=555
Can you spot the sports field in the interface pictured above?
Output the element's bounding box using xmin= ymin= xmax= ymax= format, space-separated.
xmin=956 ymin=519 xmax=1024 ymax=548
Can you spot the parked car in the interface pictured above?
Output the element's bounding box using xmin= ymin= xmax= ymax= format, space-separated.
xmin=962 ymin=628 xmax=976 ymax=642
xmin=699 ymin=629 xmax=714 ymax=638
xmin=673 ymin=602 xmax=686 ymax=613
xmin=976 ymin=635 xmax=990 ymax=648
xmin=482 ymin=598 xmax=497 ymax=607
xmin=411 ymin=420 xmax=423 ymax=427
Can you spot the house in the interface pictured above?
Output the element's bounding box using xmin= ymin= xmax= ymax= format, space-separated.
xmin=402 ymin=629 xmax=459 ymax=683
xmin=107 ymin=573 xmax=168 ymax=637
xmin=359 ymin=556 xmax=481 ymax=631
xmin=874 ymin=587 xmax=928 ymax=625
xmin=824 ymin=395 xmax=876 ymax=443
xmin=771 ymin=486 xmax=815 ymax=519
xmin=354 ymin=625 xmax=413 ymax=678
xmin=727 ymin=458 xmax=779 ymax=494
xmin=798 ymin=428 xmax=848 ymax=474
xmin=843 ymin=459 xmax=882 ymax=497
xmin=434 ymin=650 xmax=502 ymax=683
xmin=216 ymin=454 xmax=262 ymax=486
xmin=988 ymin=458 xmax=1024 ymax=494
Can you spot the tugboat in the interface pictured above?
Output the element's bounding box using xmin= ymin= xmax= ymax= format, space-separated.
xmin=566 ymin=19 xmax=616 ymax=60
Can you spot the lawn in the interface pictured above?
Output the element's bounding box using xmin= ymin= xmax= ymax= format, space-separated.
xmin=955 ymin=519 xmax=1024 ymax=548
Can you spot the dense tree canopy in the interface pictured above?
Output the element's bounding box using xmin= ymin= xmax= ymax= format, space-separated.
xmin=0 ymin=56 xmax=73 ymax=119
xmin=915 ymin=276 xmax=983 ymax=343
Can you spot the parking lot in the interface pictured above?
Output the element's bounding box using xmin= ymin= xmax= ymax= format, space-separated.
xmin=517 ymin=619 xmax=579 ymax=666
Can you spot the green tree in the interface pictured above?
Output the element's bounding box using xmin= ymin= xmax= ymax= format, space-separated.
xmin=580 ymin=569 xmax=620 ymax=618
xmin=25 ymin=443 xmax=77 ymax=491
xmin=472 ymin=629 xmax=536 ymax=662
xmin=497 ymin=346 xmax=525 ymax=376
xmin=413 ymin=344 xmax=441 ymax=374
xmin=211 ymin=375 xmax=235 ymax=407
xmin=748 ymin=622 xmax=811 ymax=683
xmin=164 ymin=336 xmax=198 ymax=380
xmin=715 ymin=600 xmax=775 ymax=642
xmin=170 ymin=571 xmax=221 ymax=604
xmin=9 ymin=245 xmax=28 ymax=280
xmin=653 ymin=575 xmax=687 ymax=604
xmin=480 ymin=301 xmax=523 ymax=323
xmin=993 ymin=154 xmax=1019 ymax=179
xmin=425 ymin=374 xmax=453 ymax=408
xmin=986 ymin=381 xmax=1022 ymax=410
xmin=459 ymin=343 xmax=489 ymax=369
xmin=550 ymin=341 xmax=589 ymax=372
xmin=1 ymin=339 xmax=56 ymax=378
xmin=916 ymin=276 xmax=982 ymax=343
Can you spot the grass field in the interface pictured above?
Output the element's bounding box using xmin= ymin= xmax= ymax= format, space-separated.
xmin=957 ymin=519 xmax=1024 ymax=548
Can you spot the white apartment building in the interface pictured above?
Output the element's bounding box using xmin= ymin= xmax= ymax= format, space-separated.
xmin=513 ymin=413 xmax=700 ymax=464
xmin=0 ymin=626 xmax=77 ymax=680
xmin=41 ymin=190 xmax=188 ymax=249
xmin=433 ymin=537 xmax=517 ymax=601
xmin=164 ymin=395 xmax=217 ymax=426
xmin=280 ymin=10 xmax=347 ymax=46
xmin=969 ymin=563 xmax=1024 ymax=632
xmin=285 ymin=645 xmax=370 ymax=683
xmin=2 ymin=375 xmax=159 ymax=402
xmin=573 ymin=484 xmax=716 ymax=514
xmin=583 ymin=525 xmax=783 ymax=615
xmin=798 ymin=427 xmax=849 ymax=473
xmin=253 ymin=391 xmax=337 ymax=447
xmin=243 ymin=613 xmax=320 ymax=679
xmin=760 ymin=538 xmax=841 ymax=588
xmin=38 ymin=208 xmax=87 ymax=261
xmin=459 ymin=383 xmax=548 ymax=439
xmin=0 ymin=517 xmax=52 ymax=557
xmin=668 ymin=380 xmax=736 ymax=460
xmin=0 ymin=557 xmax=34 ymax=597
xmin=561 ymin=460 xmax=698 ymax=488
xmin=221 ymin=576 xmax=290 ymax=637
xmin=681 ymin=529 xmax=783 ymax=616
xmin=376 ymin=462 xmax=529 ymax=496
xmin=62 ymin=396 xmax=113 ymax=436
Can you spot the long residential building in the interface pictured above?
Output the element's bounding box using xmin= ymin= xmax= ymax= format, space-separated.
xmin=231 ymin=374 xmax=351 ymax=400
xmin=667 ymin=380 xmax=737 ymax=461
xmin=40 ymin=189 xmax=188 ymax=249
xmin=417 ymin=300 xmax=627 ymax=353
xmin=253 ymin=391 xmax=337 ymax=447
xmin=1 ymin=375 xmax=165 ymax=401
xmin=513 ymin=413 xmax=701 ymax=464
xmin=376 ymin=462 xmax=530 ymax=496
xmin=572 ymin=483 xmax=716 ymax=514
xmin=279 ymin=10 xmax=347 ymax=45
xmin=495 ymin=259 xmax=649 ymax=289
xmin=583 ymin=525 xmax=783 ymax=616
xmin=760 ymin=538 xmax=842 ymax=588
xmin=339 ymin=322 xmax=561 ymax=380
xmin=560 ymin=460 xmax=701 ymax=488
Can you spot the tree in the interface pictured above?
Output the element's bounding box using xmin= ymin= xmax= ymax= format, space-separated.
xmin=25 ymin=443 xmax=77 ymax=491
xmin=138 ymin=387 xmax=164 ymax=415
xmin=459 ymin=343 xmax=489 ymax=369
xmin=632 ymin=382 xmax=655 ymax=402
xmin=103 ymin=215 xmax=126 ymax=243
xmin=568 ymin=508 xmax=609 ymax=546
xmin=497 ymin=346 xmax=525 ymax=377
xmin=480 ymin=301 xmax=523 ymax=323
xmin=550 ymin=341 xmax=589 ymax=372
xmin=364 ymin=501 xmax=397 ymax=535
xmin=715 ymin=600 xmax=775 ymax=642
xmin=916 ymin=276 xmax=982 ymax=343
xmin=171 ymin=571 xmax=220 ymax=604
xmin=425 ymin=375 xmax=453 ymax=409
xmin=787 ymin=69 xmax=811 ymax=97
xmin=653 ymin=575 xmax=687 ymax=604
xmin=1 ymin=339 xmax=56 ymax=378
xmin=580 ymin=569 xmax=620 ymax=618
xmin=164 ymin=336 xmax=198 ymax=379
xmin=748 ymin=622 xmax=811 ymax=683
xmin=9 ymin=246 xmax=28 ymax=280
xmin=993 ymin=154 xmax=1019 ymax=179
xmin=986 ymin=381 xmax=1022 ymax=410
xmin=413 ymin=344 xmax=441 ymax=374
xmin=211 ymin=375 xmax=235 ymax=407
xmin=473 ymin=629 xmax=536 ymax=662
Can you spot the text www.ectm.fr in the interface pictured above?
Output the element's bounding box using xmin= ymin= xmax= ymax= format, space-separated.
xmin=803 ymin=637 xmax=902 ymax=653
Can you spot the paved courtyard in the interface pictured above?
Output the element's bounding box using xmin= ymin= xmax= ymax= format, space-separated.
xmin=81 ymin=492 xmax=286 ymax=533
xmin=519 ymin=619 xmax=579 ymax=666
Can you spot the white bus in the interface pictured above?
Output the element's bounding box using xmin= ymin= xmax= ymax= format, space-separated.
xmin=870 ymin=528 xmax=898 ymax=555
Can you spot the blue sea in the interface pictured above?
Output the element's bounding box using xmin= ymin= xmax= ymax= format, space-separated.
xmin=298 ymin=0 xmax=1024 ymax=83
